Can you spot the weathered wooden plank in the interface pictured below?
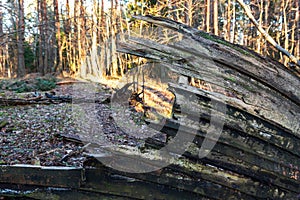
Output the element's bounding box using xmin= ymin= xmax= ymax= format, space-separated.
xmin=0 ymin=165 xmax=83 ymax=188
xmin=142 ymin=84 xmax=300 ymax=193
xmin=118 ymin=16 xmax=300 ymax=134
xmin=0 ymin=157 xmax=298 ymax=199
xmin=0 ymin=183 xmax=133 ymax=200
xmin=84 ymin=157 xmax=259 ymax=200
xmin=84 ymin=144 xmax=297 ymax=200
xmin=145 ymin=119 xmax=300 ymax=191
xmin=144 ymin=134 xmax=299 ymax=198
xmin=119 ymin=38 xmax=300 ymax=134
xmin=132 ymin=15 xmax=300 ymax=104
xmin=169 ymin=83 xmax=300 ymax=157
xmin=84 ymin=167 xmax=214 ymax=200
xmin=116 ymin=15 xmax=300 ymax=200
xmin=0 ymin=164 xmax=212 ymax=200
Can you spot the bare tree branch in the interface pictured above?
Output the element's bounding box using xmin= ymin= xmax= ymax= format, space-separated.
xmin=236 ymin=0 xmax=300 ymax=70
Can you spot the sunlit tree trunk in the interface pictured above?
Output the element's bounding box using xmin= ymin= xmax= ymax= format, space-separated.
xmin=206 ymin=0 xmax=210 ymax=32
xmin=100 ymin=0 xmax=105 ymax=41
xmin=81 ymin=0 xmax=86 ymax=59
xmin=99 ymin=0 xmax=106 ymax=78
xmin=282 ymin=0 xmax=289 ymax=65
xmin=109 ymin=0 xmax=118 ymax=77
xmin=226 ymin=0 xmax=231 ymax=40
xmin=213 ymin=0 xmax=218 ymax=35
xmin=263 ymin=0 xmax=269 ymax=55
xmin=187 ymin=0 xmax=194 ymax=26
xmin=75 ymin=0 xmax=84 ymax=74
xmin=73 ymin=0 xmax=79 ymax=74
xmin=256 ymin=0 xmax=263 ymax=53
xmin=87 ymin=0 xmax=102 ymax=79
xmin=117 ymin=0 xmax=126 ymax=76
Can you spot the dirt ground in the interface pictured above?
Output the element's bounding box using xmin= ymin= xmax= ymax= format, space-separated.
xmin=0 ymin=75 xmax=169 ymax=167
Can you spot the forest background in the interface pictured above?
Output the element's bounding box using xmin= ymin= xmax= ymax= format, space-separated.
xmin=0 ymin=0 xmax=299 ymax=80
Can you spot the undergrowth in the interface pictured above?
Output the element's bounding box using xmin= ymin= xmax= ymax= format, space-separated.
xmin=0 ymin=77 xmax=57 ymax=93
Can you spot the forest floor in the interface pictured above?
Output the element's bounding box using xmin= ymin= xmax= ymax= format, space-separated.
xmin=0 ymin=75 xmax=167 ymax=167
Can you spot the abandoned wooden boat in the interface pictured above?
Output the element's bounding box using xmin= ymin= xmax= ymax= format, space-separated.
xmin=1 ymin=16 xmax=299 ymax=199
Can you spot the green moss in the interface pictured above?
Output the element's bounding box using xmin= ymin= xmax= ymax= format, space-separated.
xmin=195 ymin=31 xmax=254 ymax=57
xmin=225 ymin=76 xmax=237 ymax=83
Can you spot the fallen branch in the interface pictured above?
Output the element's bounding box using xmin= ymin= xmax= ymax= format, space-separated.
xmin=56 ymin=80 xmax=87 ymax=85
xmin=0 ymin=98 xmax=52 ymax=106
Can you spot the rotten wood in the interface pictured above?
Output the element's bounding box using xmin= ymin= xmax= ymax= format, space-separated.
xmin=0 ymin=165 xmax=83 ymax=188
xmin=168 ymin=83 xmax=300 ymax=158
xmin=0 ymin=96 xmax=112 ymax=106
xmin=118 ymin=16 xmax=300 ymax=135
xmin=0 ymin=96 xmax=72 ymax=106
xmin=115 ymin=15 xmax=300 ymax=200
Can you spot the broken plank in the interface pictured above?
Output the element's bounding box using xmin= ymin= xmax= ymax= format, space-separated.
xmin=169 ymin=83 xmax=300 ymax=155
xmin=84 ymin=156 xmax=257 ymax=200
xmin=0 ymin=165 xmax=83 ymax=188
xmin=84 ymin=167 xmax=208 ymax=200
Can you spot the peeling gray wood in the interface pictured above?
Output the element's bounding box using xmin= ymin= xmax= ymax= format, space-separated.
xmin=116 ymin=15 xmax=300 ymax=200
xmin=119 ymin=15 xmax=300 ymax=134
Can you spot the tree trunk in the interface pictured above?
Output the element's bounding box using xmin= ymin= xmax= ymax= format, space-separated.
xmin=213 ymin=0 xmax=218 ymax=35
xmin=226 ymin=0 xmax=231 ymax=40
xmin=229 ymin=0 xmax=235 ymax=43
xmin=205 ymin=0 xmax=210 ymax=32
xmin=282 ymin=0 xmax=289 ymax=66
xmin=187 ymin=0 xmax=193 ymax=26
xmin=54 ymin=0 xmax=62 ymax=73
xmin=263 ymin=0 xmax=269 ymax=55
xmin=38 ymin=0 xmax=49 ymax=75
xmin=17 ymin=0 xmax=25 ymax=77
xmin=0 ymin=0 xmax=3 ymax=76
xmin=77 ymin=0 xmax=82 ymax=73
xmin=256 ymin=0 xmax=263 ymax=53
xmin=110 ymin=0 xmax=118 ymax=77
